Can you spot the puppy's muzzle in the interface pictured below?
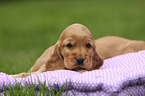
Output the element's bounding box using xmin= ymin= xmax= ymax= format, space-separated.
xmin=75 ymin=57 xmax=85 ymax=65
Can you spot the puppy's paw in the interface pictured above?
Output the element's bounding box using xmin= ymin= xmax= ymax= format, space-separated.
xmin=12 ymin=72 xmax=30 ymax=78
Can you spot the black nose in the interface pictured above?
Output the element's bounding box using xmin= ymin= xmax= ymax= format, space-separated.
xmin=75 ymin=57 xmax=85 ymax=65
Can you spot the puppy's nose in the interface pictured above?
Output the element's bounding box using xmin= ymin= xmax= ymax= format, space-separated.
xmin=76 ymin=57 xmax=85 ymax=65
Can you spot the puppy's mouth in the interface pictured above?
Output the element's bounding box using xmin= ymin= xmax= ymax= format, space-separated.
xmin=65 ymin=66 xmax=86 ymax=71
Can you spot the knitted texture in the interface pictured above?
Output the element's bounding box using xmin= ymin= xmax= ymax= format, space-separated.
xmin=0 ymin=50 xmax=145 ymax=96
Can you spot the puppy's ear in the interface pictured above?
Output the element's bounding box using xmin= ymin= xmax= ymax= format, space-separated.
xmin=56 ymin=41 xmax=64 ymax=59
xmin=45 ymin=42 xmax=64 ymax=71
xmin=92 ymin=42 xmax=103 ymax=70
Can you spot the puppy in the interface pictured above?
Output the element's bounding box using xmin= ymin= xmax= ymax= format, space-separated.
xmin=95 ymin=36 xmax=145 ymax=59
xmin=13 ymin=24 xmax=103 ymax=78
xmin=13 ymin=24 xmax=145 ymax=78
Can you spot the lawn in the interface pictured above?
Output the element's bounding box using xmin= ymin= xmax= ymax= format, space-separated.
xmin=0 ymin=0 xmax=145 ymax=74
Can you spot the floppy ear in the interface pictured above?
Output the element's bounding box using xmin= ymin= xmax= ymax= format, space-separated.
xmin=44 ymin=42 xmax=65 ymax=71
xmin=92 ymin=42 xmax=103 ymax=70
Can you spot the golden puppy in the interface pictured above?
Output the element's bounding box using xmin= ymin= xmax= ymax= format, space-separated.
xmin=13 ymin=24 xmax=145 ymax=78
xmin=13 ymin=24 xmax=103 ymax=78
xmin=95 ymin=36 xmax=145 ymax=59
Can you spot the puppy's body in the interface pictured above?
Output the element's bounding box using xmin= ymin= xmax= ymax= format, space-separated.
xmin=13 ymin=24 xmax=145 ymax=78
xmin=95 ymin=36 xmax=145 ymax=59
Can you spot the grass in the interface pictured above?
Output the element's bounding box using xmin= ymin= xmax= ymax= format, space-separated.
xmin=0 ymin=0 xmax=145 ymax=74
xmin=1 ymin=79 xmax=70 ymax=96
xmin=0 ymin=0 xmax=145 ymax=81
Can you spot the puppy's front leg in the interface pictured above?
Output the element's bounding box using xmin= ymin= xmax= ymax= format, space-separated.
xmin=12 ymin=72 xmax=31 ymax=78
xmin=12 ymin=64 xmax=46 ymax=78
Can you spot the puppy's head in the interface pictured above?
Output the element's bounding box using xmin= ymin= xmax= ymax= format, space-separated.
xmin=57 ymin=24 xmax=103 ymax=70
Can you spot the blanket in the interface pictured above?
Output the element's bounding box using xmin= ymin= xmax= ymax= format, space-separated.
xmin=0 ymin=50 xmax=145 ymax=96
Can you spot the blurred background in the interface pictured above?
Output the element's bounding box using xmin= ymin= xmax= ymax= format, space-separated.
xmin=0 ymin=0 xmax=145 ymax=74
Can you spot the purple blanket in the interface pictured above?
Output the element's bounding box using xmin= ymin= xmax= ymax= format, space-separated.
xmin=0 ymin=50 xmax=145 ymax=96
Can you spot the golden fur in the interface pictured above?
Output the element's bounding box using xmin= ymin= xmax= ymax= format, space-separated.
xmin=95 ymin=36 xmax=145 ymax=59
xmin=13 ymin=24 xmax=145 ymax=78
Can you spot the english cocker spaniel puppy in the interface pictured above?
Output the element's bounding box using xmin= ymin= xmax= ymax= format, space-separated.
xmin=13 ymin=24 xmax=145 ymax=78
xmin=13 ymin=24 xmax=103 ymax=78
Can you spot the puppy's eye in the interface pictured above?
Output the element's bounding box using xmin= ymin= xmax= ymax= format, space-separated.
xmin=86 ymin=43 xmax=91 ymax=48
xmin=66 ymin=43 xmax=73 ymax=48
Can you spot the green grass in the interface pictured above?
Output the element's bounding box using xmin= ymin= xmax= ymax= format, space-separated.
xmin=1 ymin=80 xmax=70 ymax=96
xmin=0 ymin=0 xmax=145 ymax=74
